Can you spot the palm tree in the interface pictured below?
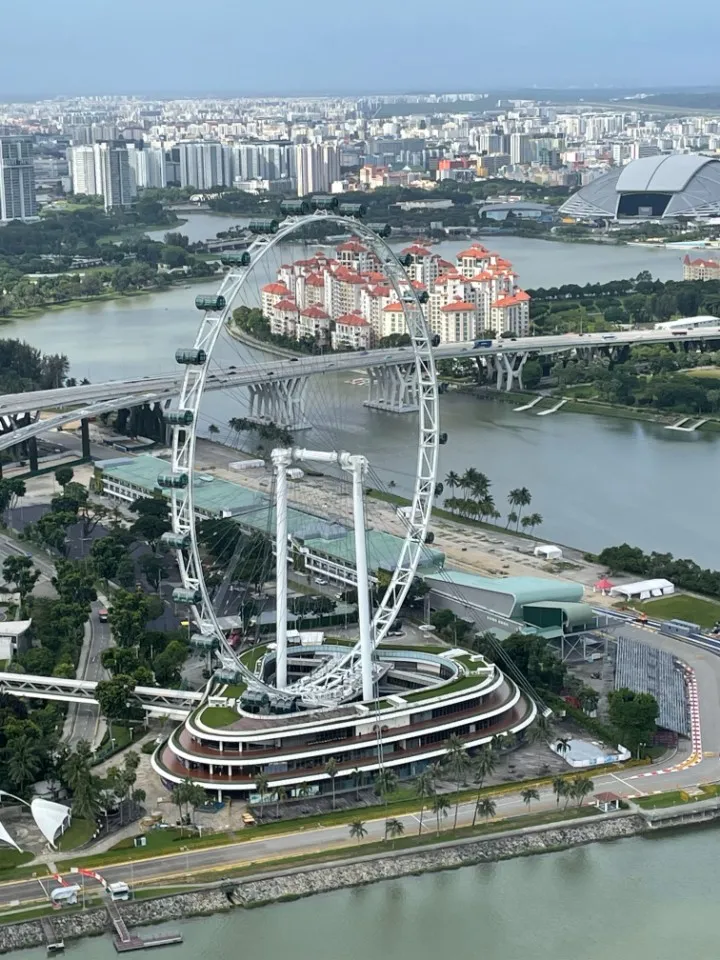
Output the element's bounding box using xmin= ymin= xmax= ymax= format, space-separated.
xmin=526 ymin=512 xmax=543 ymax=534
xmin=324 ymin=758 xmax=339 ymax=810
xmin=521 ymin=787 xmax=540 ymax=813
xmin=62 ymin=739 xmax=93 ymax=792
xmin=475 ymin=796 xmax=496 ymax=824
xmin=552 ymin=776 xmax=568 ymax=808
xmin=490 ymin=733 xmax=506 ymax=755
xmin=208 ymin=424 xmax=220 ymax=436
xmin=507 ymin=487 xmax=532 ymax=530
xmin=71 ymin=773 xmax=102 ymax=823
xmin=505 ymin=510 xmax=518 ymax=530
xmin=530 ymin=713 xmax=554 ymax=745
xmin=276 ymin=786 xmax=288 ymax=818
xmin=298 ymin=782 xmax=310 ymax=800
xmin=374 ymin=767 xmax=398 ymax=806
xmin=349 ymin=819 xmax=368 ymax=844
xmin=255 ymin=771 xmax=270 ymax=820
xmin=352 ymin=767 xmax=362 ymax=802
xmin=445 ymin=471 xmax=461 ymax=504
xmin=570 ymin=777 xmax=594 ymax=809
xmin=171 ymin=782 xmax=188 ymax=830
xmin=7 ymin=736 xmax=42 ymax=794
xmin=444 ymin=734 xmax=471 ymax=830
xmin=471 ymin=747 xmax=496 ymax=826
xmin=384 ymin=817 xmax=405 ymax=847
xmin=555 ymin=736 xmax=571 ymax=758
xmin=521 ymin=516 xmax=533 ymax=532
xmin=414 ymin=769 xmax=435 ymax=836
xmin=432 ymin=793 xmax=450 ymax=835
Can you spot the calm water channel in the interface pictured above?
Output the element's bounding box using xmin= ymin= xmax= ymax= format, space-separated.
xmin=0 ymin=213 xmax=715 ymax=563
xmin=18 ymin=827 xmax=720 ymax=960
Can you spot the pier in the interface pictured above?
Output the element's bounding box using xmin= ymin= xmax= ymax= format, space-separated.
xmin=107 ymin=900 xmax=182 ymax=953
xmin=40 ymin=917 xmax=64 ymax=954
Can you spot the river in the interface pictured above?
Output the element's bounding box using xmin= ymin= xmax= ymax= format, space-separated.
xmin=0 ymin=213 xmax=715 ymax=565
xmin=16 ymin=827 xmax=720 ymax=960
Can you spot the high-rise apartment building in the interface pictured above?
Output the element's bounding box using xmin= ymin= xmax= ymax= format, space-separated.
xmin=510 ymin=133 xmax=532 ymax=166
xmin=94 ymin=142 xmax=135 ymax=210
xmin=69 ymin=144 xmax=97 ymax=195
xmin=0 ymin=136 xmax=37 ymax=221
xmin=178 ymin=141 xmax=226 ymax=190
xmin=295 ymin=143 xmax=340 ymax=196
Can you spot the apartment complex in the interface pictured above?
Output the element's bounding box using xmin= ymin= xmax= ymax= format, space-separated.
xmin=69 ymin=141 xmax=135 ymax=209
xmin=683 ymin=254 xmax=720 ymax=281
xmin=0 ymin=136 xmax=37 ymax=221
xmin=262 ymin=240 xmax=530 ymax=347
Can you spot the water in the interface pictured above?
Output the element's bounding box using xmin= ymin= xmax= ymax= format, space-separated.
xmin=18 ymin=827 xmax=720 ymax=960
xmin=0 ymin=216 xmax=715 ymax=565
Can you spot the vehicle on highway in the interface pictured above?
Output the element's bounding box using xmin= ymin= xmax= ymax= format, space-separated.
xmin=602 ymin=334 xmax=617 ymax=340
xmin=98 ymin=608 xmax=109 ymax=622
xmin=108 ymin=882 xmax=131 ymax=902
xmin=51 ymin=885 xmax=80 ymax=906
xmin=473 ymin=339 xmax=493 ymax=348
xmin=289 ymin=357 xmax=299 ymax=362
xmin=313 ymin=577 xmax=328 ymax=586
xmin=671 ymin=330 xmax=688 ymax=336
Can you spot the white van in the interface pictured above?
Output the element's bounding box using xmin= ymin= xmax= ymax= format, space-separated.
xmin=108 ymin=881 xmax=131 ymax=901
xmin=51 ymin=885 xmax=80 ymax=906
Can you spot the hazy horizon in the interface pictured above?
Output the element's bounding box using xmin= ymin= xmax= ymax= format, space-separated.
xmin=2 ymin=0 xmax=719 ymax=100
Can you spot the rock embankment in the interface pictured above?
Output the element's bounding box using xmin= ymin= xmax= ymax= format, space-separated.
xmin=233 ymin=814 xmax=645 ymax=905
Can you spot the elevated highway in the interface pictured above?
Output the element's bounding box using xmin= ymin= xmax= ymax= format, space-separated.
xmin=0 ymin=326 xmax=718 ymax=451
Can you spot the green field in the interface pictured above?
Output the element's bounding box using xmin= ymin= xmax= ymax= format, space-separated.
xmin=57 ymin=818 xmax=95 ymax=851
xmin=633 ymin=594 xmax=720 ymax=629
xmin=200 ymin=706 xmax=240 ymax=728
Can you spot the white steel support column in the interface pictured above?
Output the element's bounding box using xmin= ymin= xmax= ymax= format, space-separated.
xmin=349 ymin=456 xmax=374 ymax=702
xmin=272 ymin=448 xmax=291 ymax=690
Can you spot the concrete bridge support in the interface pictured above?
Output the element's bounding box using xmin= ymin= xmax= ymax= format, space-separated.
xmin=364 ymin=363 xmax=420 ymax=413
xmin=500 ymin=352 xmax=528 ymax=391
xmin=246 ymin=376 xmax=310 ymax=430
xmin=80 ymin=418 xmax=91 ymax=458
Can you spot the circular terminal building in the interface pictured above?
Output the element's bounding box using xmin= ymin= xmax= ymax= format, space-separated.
xmin=152 ymin=640 xmax=535 ymax=800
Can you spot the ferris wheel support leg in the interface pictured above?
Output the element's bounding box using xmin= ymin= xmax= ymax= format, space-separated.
xmin=272 ymin=448 xmax=292 ymax=690
xmin=350 ymin=456 xmax=374 ymax=702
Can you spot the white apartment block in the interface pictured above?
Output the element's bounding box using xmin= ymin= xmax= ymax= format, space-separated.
xmin=331 ymin=312 xmax=372 ymax=350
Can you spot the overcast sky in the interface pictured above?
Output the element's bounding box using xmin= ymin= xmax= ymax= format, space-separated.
xmin=3 ymin=0 xmax=719 ymax=98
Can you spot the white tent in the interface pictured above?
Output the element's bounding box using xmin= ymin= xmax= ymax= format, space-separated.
xmin=534 ymin=545 xmax=563 ymax=560
xmin=609 ymin=578 xmax=674 ymax=601
xmin=0 ymin=819 xmax=21 ymax=852
xmin=31 ymin=798 xmax=71 ymax=848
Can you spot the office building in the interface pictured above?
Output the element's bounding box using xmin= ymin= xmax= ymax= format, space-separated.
xmin=0 ymin=136 xmax=37 ymax=221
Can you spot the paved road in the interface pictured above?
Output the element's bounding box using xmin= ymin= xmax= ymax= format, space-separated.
xmin=64 ymin=602 xmax=111 ymax=746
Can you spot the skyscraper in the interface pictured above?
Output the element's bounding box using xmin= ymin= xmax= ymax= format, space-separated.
xmin=178 ymin=141 xmax=226 ymax=190
xmin=295 ymin=143 xmax=340 ymax=196
xmin=70 ymin=145 xmax=98 ymax=195
xmin=0 ymin=136 xmax=37 ymax=221
xmin=93 ymin=142 xmax=135 ymax=210
xmin=510 ymin=133 xmax=532 ymax=166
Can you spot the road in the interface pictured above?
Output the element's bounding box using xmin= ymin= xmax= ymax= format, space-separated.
xmin=0 ymin=326 xmax=719 ymax=431
xmin=64 ymin=603 xmax=110 ymax=746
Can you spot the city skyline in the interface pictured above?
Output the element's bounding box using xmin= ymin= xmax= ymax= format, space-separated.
xmin=3 ymin=0 xmax=720 ymax=97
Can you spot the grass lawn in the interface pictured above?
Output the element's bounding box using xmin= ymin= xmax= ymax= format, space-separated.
xmin=633 ymin=594 xmax=720 ymax=629
xmin=0 ymin=849 xmax=34 ymax=872
xmin=57 ymin=818 xmax=95 ymax=851
xmin=239 ymin=645 xmax=268 ymax=672
xmin=222 ymin=684 xmax=247 ymax=699
xmin=200 ymin=706 xmax=240 ymax=728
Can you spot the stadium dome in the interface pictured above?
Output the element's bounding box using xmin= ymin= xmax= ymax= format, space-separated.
xmin=560 ymin=154 xmax=720 ymax=221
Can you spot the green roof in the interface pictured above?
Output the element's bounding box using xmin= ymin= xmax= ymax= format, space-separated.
xmin=99 ymin=454 xmax=445 ymax=574
xmin=423 ymin=570 xmax=583 ymax=616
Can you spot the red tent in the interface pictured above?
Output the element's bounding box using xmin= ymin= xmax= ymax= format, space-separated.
xmin=595 ymin=578 xmax=614 ymax=591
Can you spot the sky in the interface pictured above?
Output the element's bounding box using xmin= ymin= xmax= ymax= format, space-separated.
xmin=3 ymin=0 xmax=720 ymax=98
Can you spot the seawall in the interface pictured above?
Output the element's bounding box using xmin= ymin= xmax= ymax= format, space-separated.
xmin=0 ymin=814 xmax=645 ymax=954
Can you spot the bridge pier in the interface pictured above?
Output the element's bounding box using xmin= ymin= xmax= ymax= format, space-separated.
xmin=246 ymin=376 xmax=311 ymax=430
xmin=364 ymin=363 xmax=419 ymax=413
xmin=28 ymin=436 xmax=38 ymax=473
xmin=80 ymin=418 xmax=91 ymax=458
xmin=500 ymin=352 xmax=528 ymax=391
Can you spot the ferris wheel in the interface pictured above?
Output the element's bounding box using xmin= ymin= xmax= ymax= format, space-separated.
xmin=163 ymin=203 xmax=440 ymax=706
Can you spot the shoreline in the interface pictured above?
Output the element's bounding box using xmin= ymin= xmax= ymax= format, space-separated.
xmin=1 ymin=810 xmax=716 ymax=955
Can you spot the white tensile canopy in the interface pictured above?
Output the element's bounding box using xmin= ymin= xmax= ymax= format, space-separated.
xmin=30 ymin=798 xmax=71 ymax=847
xmin=0 ymin=819 xmax=21 ymax=852
xmin=609 ymin=578 xmax=674 ymax=601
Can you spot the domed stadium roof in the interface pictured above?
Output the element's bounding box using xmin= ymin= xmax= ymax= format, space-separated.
xmin=560 ymin=154 xmax=720 ymax=221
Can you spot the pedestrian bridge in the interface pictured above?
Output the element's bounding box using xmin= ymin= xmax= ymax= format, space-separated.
xmin=0 ymin=672 xmax=201 ymax=719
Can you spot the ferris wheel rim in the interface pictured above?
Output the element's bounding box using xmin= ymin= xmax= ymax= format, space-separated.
xmin=169 ymin=211 xmax=439 ymax=704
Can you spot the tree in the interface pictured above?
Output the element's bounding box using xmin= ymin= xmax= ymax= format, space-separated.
xmin=471 ymin=747 xmax=496 ymax=826
xmin=6 ymin=735 xmax=42 ymax=795
xmin=505 ymin=510 xmax=518 ymax=530
xmin=475 ymin=796 xmax=496 ymax=824
xmin=115 ymin=555 xmax=136 ymax=588
xmin=384 ymin=817 xmax=404 ymax=847
xmin=129 ymin=496 xmax=171 ymax=550
xmin=90 ymin=535 xmax=127 ymax=583
xmin=569 ymin=776 xmax=594 ymax=808
xmin=275 ymin=786 xmax=288 ymax=818
xmin=507 ymin=487 xmax=532 ymax=530
xmin=349 ymin=819 xmax=367 ymax=844
xmin=2 ymin=554 xmax=40 ymax=609
xmin=521 ymin=787 xmax=540 ymax=812
xmin=185 ymin=781 xmax=207 ymax=823
xmin=374 ymin=767 xmax=398 ymax=806
xmin=71 ymin=771 xmax=102 ymax=823
xmin=552 ymin=776 xmax=568 ymax=808
xmin=255 ymin=771 xmax=270 ymax=819
xmin=139 ymin=553 xmax=164 ymax=591
xmin=95 ymin=675 xmax=137 ymax=735
xmin=444 ymin=734 xmax=471 ymax=830
xmin=555 ymin=736 xmax=571 ymax=757
xmin=607 ymin=688 xmax=659 ymax=753
xmin=55 ymin=466 xmax=74 ymax=488
xmin=324 ymin=757 xmax=339 ymax=810
xmin=414 ymin=768 xmax=436 ymax=836
xmin=109 ymin=590 xmax=151 ymax=649
xmin=432 ymin=792 xmax=450 ymax=835
xmin=62 ymin=739 xmax=93 ymax=793
xmin=171 ymin=781 xmax=189 ymax=829
xmin=444 ymin=471 xmax=461 ymax=505
xmin=208 ymin=424 xmax=220 ymax=436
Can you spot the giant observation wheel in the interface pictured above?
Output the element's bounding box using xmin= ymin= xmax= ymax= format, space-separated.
xmin=165 ymin=203 xmax=439 ymax=707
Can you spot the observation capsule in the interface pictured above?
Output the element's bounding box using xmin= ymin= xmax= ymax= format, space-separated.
xmin=237 ymin=252 xmax=251 ymax=266
xmin=431 ymin=334 xmax=441 ymax=348
xmin=311 ymin=195 xmax=339 ymax=210
xmin=172 ymin=587 xmax=202 ymax=605
xmin=195 ymin=295 xmax=226 ymax=312
xmin=157 ymin=473 xmax=189 ymax=489
xmin=161 ymin=531 xmax=191 ymax=549
xmin=367 ymin=222 xmax=391 ymax=238
xmin=438 ymin=432 xmax=448 ymax=445
xmin=175 ymin=348 xmax=207 ymax=366
xmin=280 ymin=199 xmax=311 ymax=216
xmin=164 ymin=409 xmax=194 ymax=426
xmin=416 ymin=290 xmax=429 ymax=304
xmin=398 ymin=254 xmax=413 ymax=268
xmin=434 ymin=482 xmax=444 ymax=497
xmin=338 ymin=202 xmax=366 ymax=218
xmin=425 ymin=532 xmax=435 ymax=544
xmin=248 ymin=219 xmax=279 ymax=234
